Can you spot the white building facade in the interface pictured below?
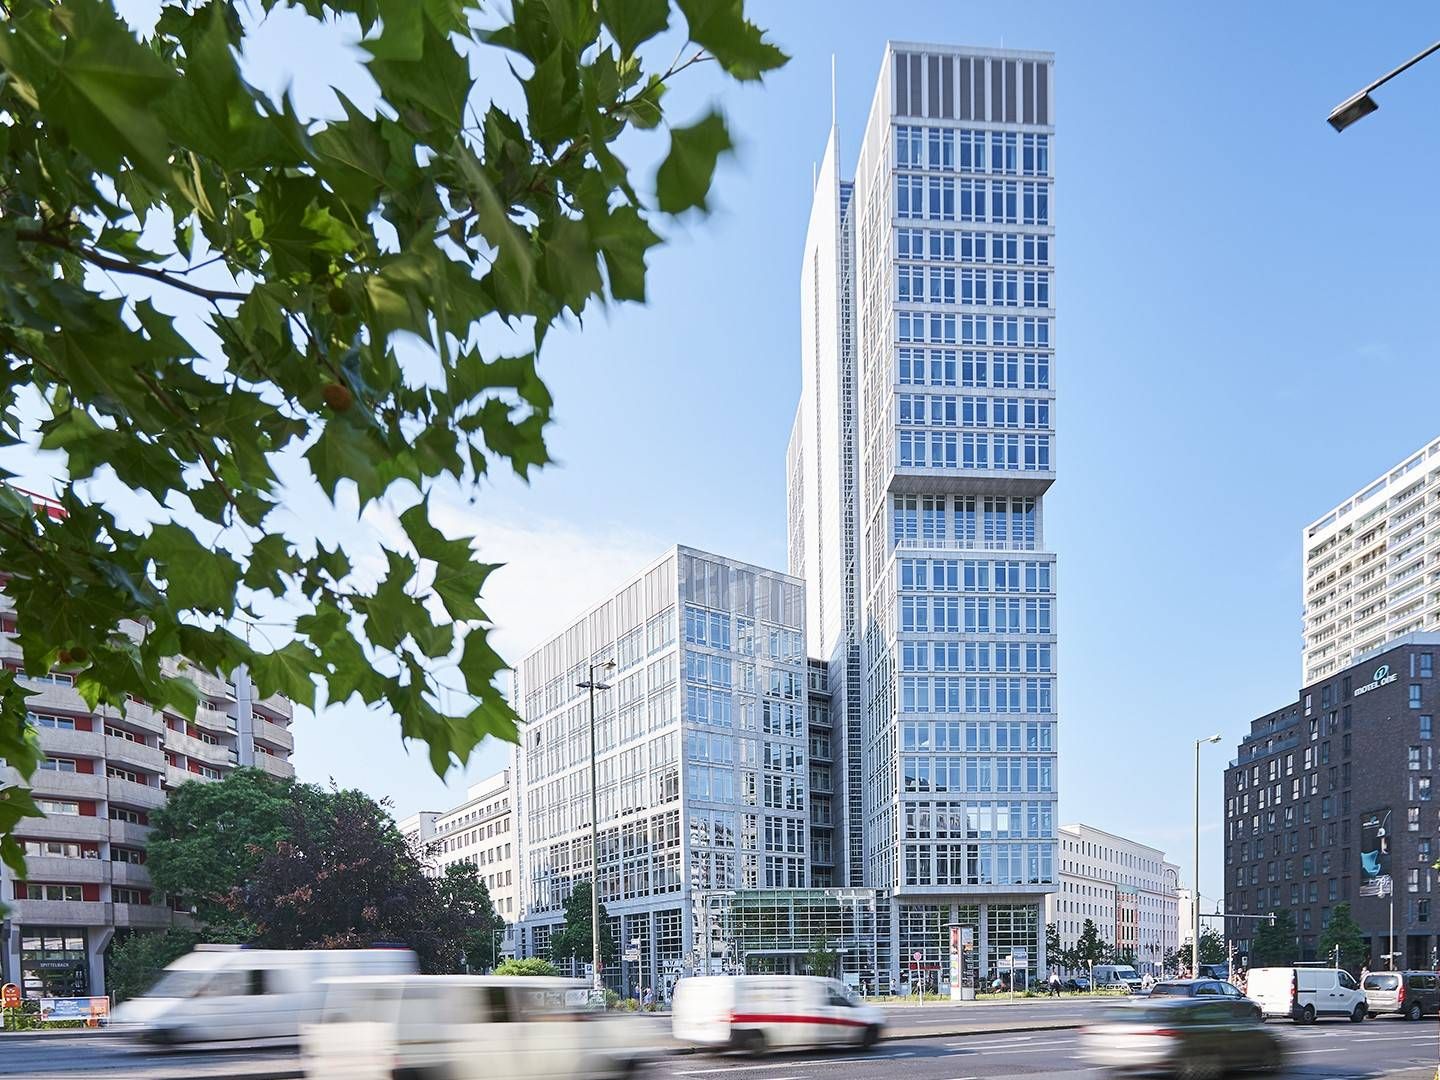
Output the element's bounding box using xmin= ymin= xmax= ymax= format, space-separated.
xmin=790 ymin=42 xmax=1059 ymax=986
xmin=1047 ymin=823 xmax=1179 ymax=974
xmin=1303 ymin=434 xmax=1440 ymax=683
xmin=405 ymin=771 xmax=519 ymax=958
xmin=515 ymin=547 xmax=807 ymax=998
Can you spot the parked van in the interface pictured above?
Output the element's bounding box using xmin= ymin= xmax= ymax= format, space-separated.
xmin=672 ymin=974 xmax=885 ymax=1053
xmin=112 ymin=945 xmax=417 ymax=1044
xmin=1364 ymin=971 xmax=1440 ymax=1020
xmin=1246 ymin=966 xmax=1367 ymax=1024
xmin=301 ymin=975 xmax=652 ymax=1079
xmin=1092 ymin=965 xmax=1144 ymax=993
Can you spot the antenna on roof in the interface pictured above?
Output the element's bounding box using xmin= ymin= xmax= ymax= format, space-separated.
xmin=830 ymin=53 xmax=837 ymax=128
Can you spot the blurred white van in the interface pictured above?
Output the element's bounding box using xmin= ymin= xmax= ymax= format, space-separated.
xmin=1247 ymin=966 xmax=1367 ymax=1023
xmin=301 ymin=974 xmax=652 ymax=1079
xmin=112 ymin=945 xmax=417 ymax=1044
xmin=672 ymin=974 xmax=884 ymax=1053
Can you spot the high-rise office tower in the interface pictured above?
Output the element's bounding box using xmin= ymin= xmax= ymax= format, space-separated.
xmin=790 ymin=42 xmax=1058 ymax=984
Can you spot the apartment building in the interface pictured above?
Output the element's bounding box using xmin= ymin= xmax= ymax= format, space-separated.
xmin=514 ymin=546 xmax=807 ymax=999
xmin=0 ymin=608 xmax=294 ymax=998
xmin=790 ymin=42 xmax=1059 ymax=985
xmin=403 ymin=770 xmax=519 ymax=959
xmin=1225 ymin=633 xmax=1440 ymax=968
xmin=1046 ymin=823 xmax=1180 ymax=974
xmin=1303 ymin=435 xmax=1440 ymax=683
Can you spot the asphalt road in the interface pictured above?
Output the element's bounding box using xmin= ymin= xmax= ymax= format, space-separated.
xmin=658 ymin=1024 xmax=1440 ymax=1080
xmin=2 ymin=1006 xmax=1436 ymax=1079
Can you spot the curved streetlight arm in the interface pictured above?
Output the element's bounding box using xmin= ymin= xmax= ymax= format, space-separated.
xmin=1329 ymin=38 xmax=1440 ymax=131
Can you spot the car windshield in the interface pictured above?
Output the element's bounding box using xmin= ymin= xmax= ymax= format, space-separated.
xmin=1148 ymin=983 xmax=1193 ymax=996
xmin=145 ymin=969 xmax=215 ymax=999
xmin=1365 ymin=974 xmax=1401 ymax=990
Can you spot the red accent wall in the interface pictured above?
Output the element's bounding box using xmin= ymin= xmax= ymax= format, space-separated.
xmin=81 ymin=883 xmax=99 ymax=902
xmin=75 ymin=759 xmax=94 ymax=774
xmin=78 ymin=801 xmax=96 ymax=817
xmin=74 ymin=715 xmax=93 ymax=732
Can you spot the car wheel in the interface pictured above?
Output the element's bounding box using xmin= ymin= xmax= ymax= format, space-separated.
xmin=1350 ymin=1003 xmax=1366 ymax=1023
xmin=1299 ymin=1004 xmax=1316 ymax=1025
xmin=1177 ymin=1054 xmax=1223 ymax=1080
xmin=1407 ymin=1002 xmax=1424 ymax=1022
xmin=859 ymin=1024 xmax=880 ymax=1050
xmin=742 ymin=1030 xmax=767 ymax=1058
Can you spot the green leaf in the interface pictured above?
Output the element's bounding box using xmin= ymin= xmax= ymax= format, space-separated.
xmin=248 ymin=641 xmax=320 ymax=710
xmin=597 ymin=0 xmax=668 ymax=57
xmin=655 ymin=110 xmax=733 ymax=213
xmin=364 ymin=0 xmax=425 ymax=61
xmin=399 ymin=502 xmax=497 ymax=622
xmin=143 ymin=524 xmax=242 ymax=614
xmin=674 ymin=0 xmax=789 ymax=81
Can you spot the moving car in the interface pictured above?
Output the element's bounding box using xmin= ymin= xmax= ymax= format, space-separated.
xmin=1147 ymin=979 xmax=1261 ymax=1021
xmin=1092 ymin=965 xmax=1144 ymax=993
xmin=301 ymin=974 xmax=652 ymax=1079
xmin=1081 ymin=997 xmax=1284 ymax=1075
xmin=672 ymin=974 xmax=885 ymax=1053
xmin=1064 ymin=975 xmax=1093 ymax=992
xmin=1364 ymin=970 xmax=1440 ymax=1020
xmin=1197 ymin=962 xmax=1230 ymax=981
xmin=112 ymin=945 xmax=417 ymax=1045
xmin=1247 ymin=966 xmax=1367 ymax=1024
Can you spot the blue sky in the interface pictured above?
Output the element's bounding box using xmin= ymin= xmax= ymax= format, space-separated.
xmin=16 ymin=2 xmax=1440 ymax=911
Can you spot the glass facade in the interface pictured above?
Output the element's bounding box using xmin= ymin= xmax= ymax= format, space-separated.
xmin=19 ymin=929 xmax=89 ymax=999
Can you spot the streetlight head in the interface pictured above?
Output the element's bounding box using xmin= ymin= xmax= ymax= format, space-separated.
xmin=1205 ymin=734 xmax=1222 ymax=744
xmin=604 ymin=658 xmax=616 ymax=671
xmin=1328 ymin=90 xmax=1378 ymax=132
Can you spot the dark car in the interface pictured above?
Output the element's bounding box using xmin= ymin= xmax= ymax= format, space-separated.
xmin=1147 ymin=980 xmax=1261 ymax=1021
xmin=1081 ymin=997 xmax=1283 ymax=1076
xmin=1065 ymin=975 xmax=1093 ymax=992
xmin=1364 ymin=971 xmax=1440 ymax=1020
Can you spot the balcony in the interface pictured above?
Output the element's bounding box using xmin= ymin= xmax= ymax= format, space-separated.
xmin=255 ymin=692 xmax=294 ymax=721
xmin=6 ymin=899 xmax=108 ymax=926
xmin=192 ymin=704 xmax=235 ymax=736
xmin=107 ymin=777 xmax=167 ymax=811
xmin=19 ymin=857 xmax=107 ymax=883
xmin=252 ymin=717 xmax=295 ymax=752
xmin=110 ymin=861 xmax=153 ymax=888
xmin=15 ymin=815 xmax=109 ymax=843
xmin=35 ymin=728 xmax=106 ymax=758
xmin=253 ymin=752 xmax=294 ymax=779
xmin=18 ymin=679 xmax=91 ymax=715
xmin=29 ymin=770 xmax=107 ymax=800
xmin=165 ymin=765 xmax=209 ymax=789
xmin=119 ymin=700 xmax=164 ymax=734
xmin=109 ymin=820 xmax=153 ymax=846
xmin=105 ymin=736 xmax=167 ymax=773
xmin=893 ymin=537 xmax=1040 ymax=553
xmin=162 ymin=729 xmax=234 ymax=767
xmin=112 ymin=902 xmax=174 ymax=929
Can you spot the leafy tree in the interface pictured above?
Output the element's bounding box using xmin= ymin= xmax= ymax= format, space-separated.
xmin=1317 ymin=902 xmax=1366 ymax=971
xmin=105 ymin=927 xmax=200 ymax=1004
xmin=802 ymin=936 xmax=839 ymax=978
xmin=1112 ymin=947 xmax=1138 ymax=968
xmin=495 ymin=957 xmax=559 ymax=978
xmin=146 ymin=768 xmax=301 ymax=933
xmin=549 ymin=880 xmax=616 ymax=972
xmin=0 ymin=0 xmax=786 ymax=877
xmin=437 ymin=861 xmax=503 ymax=972
xmin=1045 ymin=921 xmax=1062 ymax=964
xmin=1072 ymin=919 xmax=1110 ymax=968
xmin=1249 ymin=909 xmax=1298 ymax=968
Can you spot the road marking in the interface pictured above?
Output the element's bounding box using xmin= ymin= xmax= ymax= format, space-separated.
xmin=677 ymin=1063 xmax=832 ymax=1075
xmin=1289 ymin=1048 xmax=1348 ymax=1055
xmin=1356 ymin=1034 xmax=1440 ymax=1042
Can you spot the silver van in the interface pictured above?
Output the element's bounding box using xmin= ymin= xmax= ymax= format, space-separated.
xmin=1364 ymin=971 xmax=1440 ymax=1020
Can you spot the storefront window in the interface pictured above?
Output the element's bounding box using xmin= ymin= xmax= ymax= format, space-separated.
xmin=19 ymin=928 xmax=88 ymax=999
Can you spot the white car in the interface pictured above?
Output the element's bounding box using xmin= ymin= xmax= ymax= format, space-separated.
xmin=1246 ymin=966 xmax=1367 ymax=1024
xmin=672 ymin=974 xmax=884 ymax=1054
xmin=301 ymin=974 xmax=652 ymax=1079
xmin=111 ymin=945 xmax=417 ymax=1045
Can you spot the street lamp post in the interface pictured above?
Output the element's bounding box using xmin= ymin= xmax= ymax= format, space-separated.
xmin=1194 ymin=734 xmax=1222 ymax=977
xmin=1327 ymin=38 xmax=1440 ymax=131
xmin=579 ymin=658 xmax=616 ymax=995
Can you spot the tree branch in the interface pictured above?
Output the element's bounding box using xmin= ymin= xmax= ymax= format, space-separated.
xmin=15 ymin=230 xmax=250 ymax=303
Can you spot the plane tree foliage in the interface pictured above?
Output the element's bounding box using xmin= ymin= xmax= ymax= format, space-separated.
xmin=0 ymin=0 xmax=785 ymax=877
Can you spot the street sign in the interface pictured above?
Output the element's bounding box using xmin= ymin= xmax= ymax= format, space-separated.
xmin=913 ymin=950 xmax=923 ymax=961
xmin=1 ymin=984 xmax=19 ymax=1009
xmin=623 ymin=950 xmax=640 ymax=962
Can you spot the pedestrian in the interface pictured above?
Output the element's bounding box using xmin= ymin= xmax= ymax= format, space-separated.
xmin=1048 ymin=969 xmax=1061 ymax=997
xmin=642 ymin=986 xmax=654 ymax=1009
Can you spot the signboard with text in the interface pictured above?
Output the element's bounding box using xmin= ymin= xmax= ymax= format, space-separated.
xmin=1360 ymin=808 xmax=1392 ymax=897
xmin=1 ymin=984 xmax=19 ymax=1009
xmin=39 ymin=996 xmax=110 ymax=1025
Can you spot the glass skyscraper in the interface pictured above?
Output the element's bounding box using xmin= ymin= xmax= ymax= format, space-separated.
xmin=789 ymin=42 xmax=1058 ymax=985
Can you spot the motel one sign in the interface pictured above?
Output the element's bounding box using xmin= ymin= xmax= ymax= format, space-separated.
xmin=1353 ymin=664 xmax=1399 ymax=698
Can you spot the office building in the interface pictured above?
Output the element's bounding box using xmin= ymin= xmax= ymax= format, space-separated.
xmin=0 ymin=599 xmax=294 ymax=998
xmin=401 ymin=770 xmax=519 ymax=959
xmin=789 ymin=42 xmax=1058 ymax=985
xmin=1046 ymin=823 xmax=1180 ymax=974
xmin=1303 ymin=435 xmax=1440 ymax=684
xmin=514 ymin=546 xmax=807 ymax=999
xmin=1224 ymin=634 xmax=1440 ymax=967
